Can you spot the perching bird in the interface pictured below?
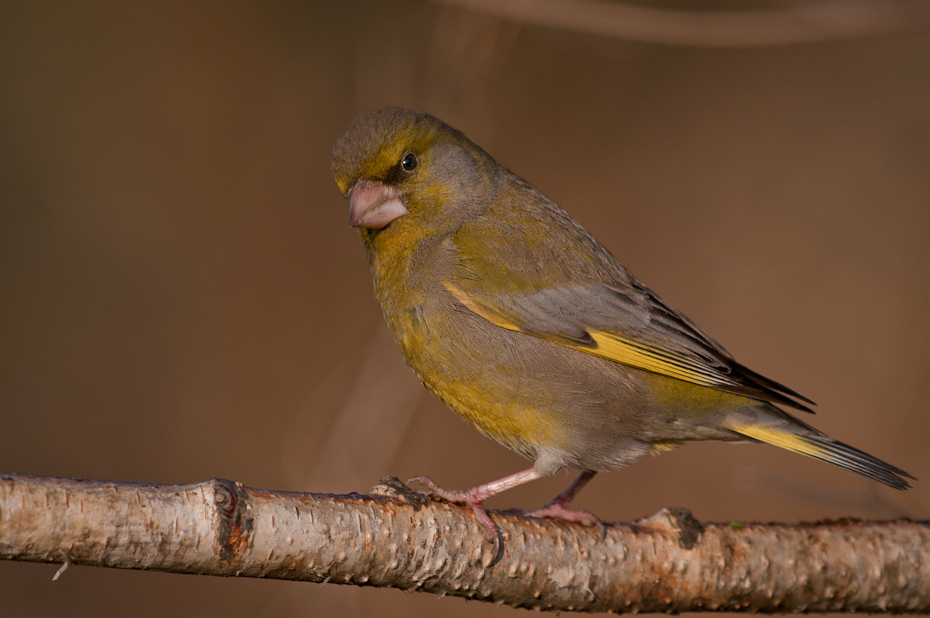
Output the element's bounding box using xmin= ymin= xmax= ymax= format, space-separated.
xmin=331 ymin=107 xmax=912 ymax=543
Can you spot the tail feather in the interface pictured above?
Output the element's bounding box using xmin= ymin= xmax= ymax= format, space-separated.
xmin=728 ymin=423 xmax=914 ymax=491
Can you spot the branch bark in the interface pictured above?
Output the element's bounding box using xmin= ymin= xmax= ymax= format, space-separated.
xmin=1 ymin=472 xmax=927 ymax=612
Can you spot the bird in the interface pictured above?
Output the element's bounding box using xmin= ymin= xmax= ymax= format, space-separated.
xmin=331 ymin=106 xmax=913 ymax=544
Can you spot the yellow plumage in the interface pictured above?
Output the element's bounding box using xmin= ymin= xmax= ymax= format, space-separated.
xmin=331 ymin=107 xmax=913 ymax=543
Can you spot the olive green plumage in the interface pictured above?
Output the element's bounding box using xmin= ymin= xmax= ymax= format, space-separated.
xmin=331 ymin=107 xmax=912 ymax=515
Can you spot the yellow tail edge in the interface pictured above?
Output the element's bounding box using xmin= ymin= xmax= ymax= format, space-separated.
xmin=727 ymin=422 xmax=913 ymax=490
xmin=728 ymin=423 xmax=823 ymax=458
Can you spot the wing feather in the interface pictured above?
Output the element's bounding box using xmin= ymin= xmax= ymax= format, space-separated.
xmin=441 ymin=183 xmax=814 ymax=412
xmin=443 ymin=256 xmax=813 ymax=412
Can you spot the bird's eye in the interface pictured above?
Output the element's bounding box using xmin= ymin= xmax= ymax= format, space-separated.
xmin=401 ymin=152 xmax=419 ymax=173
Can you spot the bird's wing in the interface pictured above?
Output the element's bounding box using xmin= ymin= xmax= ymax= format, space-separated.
xmin=444 ymin=221 xmax=814 ymax=413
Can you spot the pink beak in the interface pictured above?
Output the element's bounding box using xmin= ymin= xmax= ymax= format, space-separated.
xmin=348 ymin=180 xmax=408 ymax=229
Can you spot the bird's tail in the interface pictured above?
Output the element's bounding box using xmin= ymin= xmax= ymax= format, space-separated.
xmin=726 ymin=422 xmax=914 ymax=490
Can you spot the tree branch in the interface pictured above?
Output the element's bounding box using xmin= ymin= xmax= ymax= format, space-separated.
xmin=1 ymin=473 xmax=927 ymax=612
xmin=434 ymin=0 xmax=930 ymax=47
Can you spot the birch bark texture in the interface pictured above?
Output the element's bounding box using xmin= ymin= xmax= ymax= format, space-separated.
xmin=1 ymin=473 xmax=927 ymax=613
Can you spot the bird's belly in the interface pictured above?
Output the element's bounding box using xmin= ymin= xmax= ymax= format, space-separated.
xmin=391 ymin=305 xmax=659 ymax=472
xmin=396 ymin=315 xmax=560 ymax=459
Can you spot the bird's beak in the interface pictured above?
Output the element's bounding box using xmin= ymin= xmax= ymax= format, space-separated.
xmin=348 ymin=180 xmax=409 ymax=229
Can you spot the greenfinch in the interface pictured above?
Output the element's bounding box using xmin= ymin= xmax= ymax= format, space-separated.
xmin=331 ymin=107 xmax=912 ymax=542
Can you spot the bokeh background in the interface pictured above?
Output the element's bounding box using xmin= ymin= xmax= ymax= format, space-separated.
xmin=2 ymin=1 xmax=929 ymax=616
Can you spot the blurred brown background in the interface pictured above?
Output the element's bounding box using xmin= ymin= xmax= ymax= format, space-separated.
xmin=1 ymin=1 xmax=929 ymax=616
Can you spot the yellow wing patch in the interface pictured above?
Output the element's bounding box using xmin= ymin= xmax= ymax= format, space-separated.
xmin=442 ymin=281 xmax=521 ymax=332
xmin=442 ymin=280 xmax=731 ymax=388
xmin=584 ymin=330 xmax=729 ymax=388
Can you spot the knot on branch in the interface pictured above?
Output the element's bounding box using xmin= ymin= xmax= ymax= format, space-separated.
xmin=212 ymin=478 xmax=253 ymax=564
xmin=369 ymin=476 xmax=431 ymax=510
xmin=635 ymin=507 xmax=703 ymax=549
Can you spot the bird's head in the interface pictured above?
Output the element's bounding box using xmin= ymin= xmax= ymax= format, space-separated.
xmin=331 ymin=107 xmax=492 ymax=238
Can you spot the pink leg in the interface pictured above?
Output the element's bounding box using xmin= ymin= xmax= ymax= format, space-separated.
xmin=526 ymin=470 xmax=600 ymax=527
xmin=408 ymin=467 xmax=544 ymax=544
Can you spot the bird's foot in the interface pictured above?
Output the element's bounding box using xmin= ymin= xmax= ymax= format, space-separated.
xmin=406 ymin=475 xmax=501 ymax=548
xmin=407 ymin=468 xmax=548 ymax=560
xmin=525 ymin=503 xmax=598 ymax=525
xmin=523 ymin=503 xmax=606 ymax=539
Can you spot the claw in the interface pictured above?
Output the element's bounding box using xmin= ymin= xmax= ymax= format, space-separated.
xmin=408 ymin=475 xmax=501 ymax=547
xmin=406 ymin=468 xmax=546 ymax=550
